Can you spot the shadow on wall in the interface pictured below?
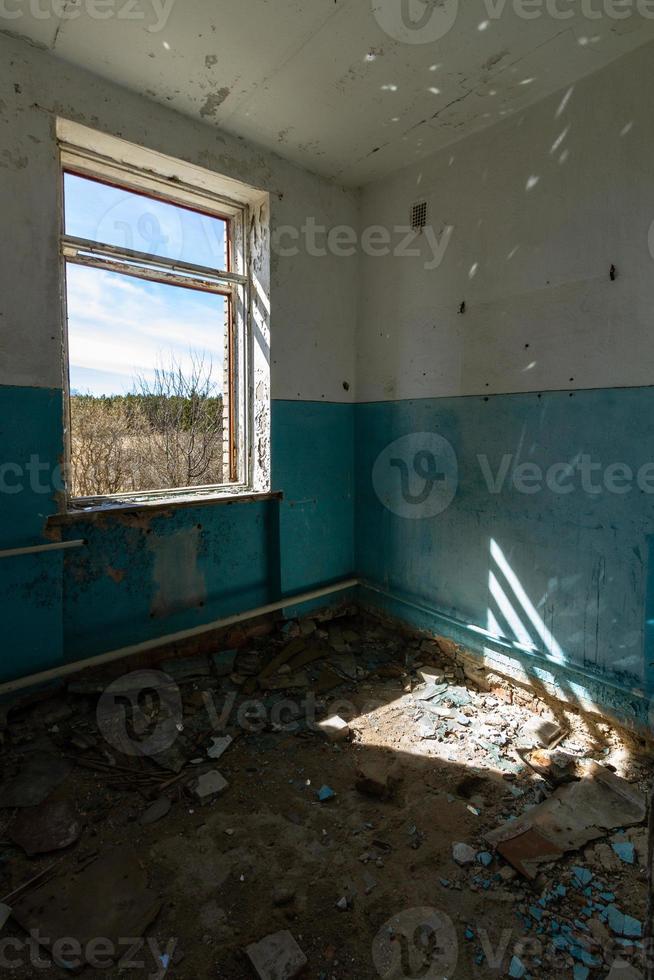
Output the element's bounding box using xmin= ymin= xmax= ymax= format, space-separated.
xmin=356 ymin=387 xmax=654 ymax=733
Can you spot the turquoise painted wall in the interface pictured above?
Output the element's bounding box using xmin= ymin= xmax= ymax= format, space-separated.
xmin=0 ymin=386 xmax=64 ymax=678
xmin=3 ymin=377 xmax=653 ymax=731
xmin=356 ymin=388 xmax=654 ymax=728
xmin=0 ymin=387 xmax=354 ymax=682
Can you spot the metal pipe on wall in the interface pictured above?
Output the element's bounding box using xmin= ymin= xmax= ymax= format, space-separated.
xmin=0 ymin=540 xmax=85 ymax=560
xmin=0 ymin=577 xmax=360 ymax=697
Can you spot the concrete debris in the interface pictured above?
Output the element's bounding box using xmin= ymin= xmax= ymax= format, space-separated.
xmin=415 ymin=682 xmax=449 ymax=702
xmin=9 ymin=799 xmax=81 ymax=856
xmin=417 ymin=668 xmax=445 ymax=685
xmin=522 ymin=714 xmax=566 ymax=748
xmin=605 ymin=962 xmax=644 ymax=979
xmin=362 ymin=871 xmax=377 ymax=894
xmin=452 ymin=842 xmax=477 ymax=865
xmin=206 ymin=734 xmax=233 ymax=760
xmin=0 ymin=609 xmax=650 ymax=978
xmin=486 ymin=763 xmax=646 ymax=878
xmin=211 ymin=649 xmax=237 ymax=676
xmin=140 ymin=796 xmax=172 ymax=826
xmin=272 ymin=883 xmax=296 ymax=907
xmin=521 ymin=747 xmax=579 ymax=785
xmin=11 ymin=846 xmax=161 ymax=969
xmin=355 ymin=760 xmax=402 ymax=799
xmin=189 ymin=770 xmax=229 ymax=804
xmin=245 ymin=930 xmax=307 ymax=980
xmin=318 ymin=715 xmax=350 ymax=742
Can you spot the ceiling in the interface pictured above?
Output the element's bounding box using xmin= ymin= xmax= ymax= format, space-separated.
xmin=5 ymin=0 xmax=654 ymax=186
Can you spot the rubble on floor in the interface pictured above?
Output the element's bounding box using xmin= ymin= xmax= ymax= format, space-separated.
xmin=0 ymin=608 xmax=651 ymax=978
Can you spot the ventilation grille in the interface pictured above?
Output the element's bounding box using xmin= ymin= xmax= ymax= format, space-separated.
xmin=410 ymin=200 xmax=428 ymax=230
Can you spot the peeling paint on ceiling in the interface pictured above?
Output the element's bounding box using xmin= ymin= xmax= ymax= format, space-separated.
xmin=4 ymin=0 xmax=654 ymax=186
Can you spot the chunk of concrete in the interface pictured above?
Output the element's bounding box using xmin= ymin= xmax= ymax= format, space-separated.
xmin=211 ymin=649 xmax=238 ymax=677
xmin=523 ymin=715 xmax=565 ymax=748
xmin=190 ymin=770 xmax=229 ymax=804
xmin=140 ymin=796 xmax=171 ymax=826
xmin=417 ymin=668 xmax=445 ymax=686
xmin=452 ymin=842 xmax=477 ymax=865
xmin=245 ymin=930 xmax=307 ymax=980
xmin=207 ymin=735 xmax=233 ymax=760
xmin=355 ymin=760 xmax=402 ymax=799
xmin=318 ymin=715 xmax=350 ymax=742
xmin=605 ymin=962 xmax=643 ymax=980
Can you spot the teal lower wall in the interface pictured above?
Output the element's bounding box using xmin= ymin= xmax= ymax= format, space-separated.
xmin=0 ymin=389 xmax=354 ymax=682
xmin=356 ymin=388 xmax=654 ymax=730
xmin=3 ymin=379 xmax=653 ymax=731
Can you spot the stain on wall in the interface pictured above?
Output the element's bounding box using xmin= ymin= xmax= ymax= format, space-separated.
xmin=149 ymin=526 xmax=207 ymax=619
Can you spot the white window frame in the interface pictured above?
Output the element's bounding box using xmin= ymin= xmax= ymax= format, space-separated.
xmin=56 ymin=119 xmax=271 ymax=511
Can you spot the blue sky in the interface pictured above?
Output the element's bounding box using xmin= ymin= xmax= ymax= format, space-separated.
xmin=64 ymin=174 xmax=228 ymax=397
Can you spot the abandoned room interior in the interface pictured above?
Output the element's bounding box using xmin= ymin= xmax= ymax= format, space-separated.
xmin=2 ymin=1 xmax=654 ymax=978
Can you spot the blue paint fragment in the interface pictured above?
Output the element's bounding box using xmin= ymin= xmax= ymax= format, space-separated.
xmin=465 ymin=926 xmax=475 ymax=941
xmin=611 ymin=841 xmax=635 ymax=864
xmin=317 ymin=785 xmax=335 ymax=802
xmin=573 ymin=966 xmax=589 ymax=980
xmin=439 ymin=878 xmax=450 ymax=888
xmin=508 ymin=955 xmax=526 ymax=978
xmin=599 ymin=892 xmax=615 ymax=902
xmin=529 ymin=906 xmax=543 ymax=922
xmin=477 ymin=851 xmax=493 ymax=866
xmin=606 ymin=905 xmax=643 ymax=938
xmin=571 ymin=867 xmax=593 ymax=887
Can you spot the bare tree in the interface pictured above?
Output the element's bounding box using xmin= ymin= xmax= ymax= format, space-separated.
xmin=134 ymin=352 xmax=224 ymax=489
xmin=69 ymin=353 xmax=225 ymax=498
xmin=69 ymin=395 xmax=146 ymax=497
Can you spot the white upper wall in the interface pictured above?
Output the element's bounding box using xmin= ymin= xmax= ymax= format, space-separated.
xmin=357 ymin=40 xmax=654 ymax=402
xmin=0 ymin=33 xmax=358 ymax=402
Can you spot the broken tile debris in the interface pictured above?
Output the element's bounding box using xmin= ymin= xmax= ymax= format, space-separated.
xmin=189 ymin=770 xmax=229 ymax=804
xmin=0 ymin=609 xmax=650 ymax=979
xmin=245 ymin=930 xmax=307 ymax=980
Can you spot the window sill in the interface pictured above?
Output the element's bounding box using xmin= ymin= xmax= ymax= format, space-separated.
xmin=47 ymin=490 xmax=283 ymax=526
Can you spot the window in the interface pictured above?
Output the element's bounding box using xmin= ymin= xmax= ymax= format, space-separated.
xmin=57 ymin=120 xmax=271 ymax=508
